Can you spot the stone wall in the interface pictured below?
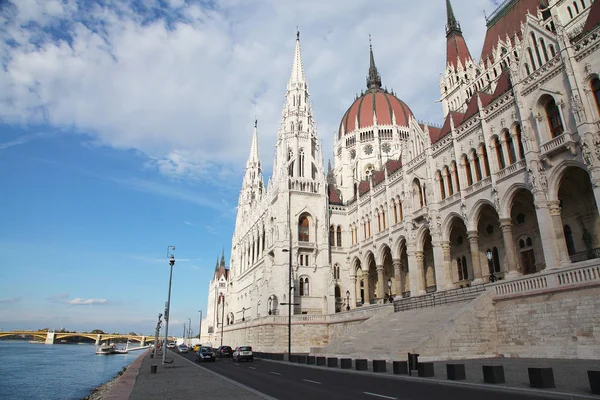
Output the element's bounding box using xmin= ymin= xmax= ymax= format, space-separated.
xmin=495 ymin=285 xmax=600 ymax=359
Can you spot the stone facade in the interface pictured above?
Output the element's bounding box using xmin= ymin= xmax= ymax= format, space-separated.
xmin=201 ymin=0 xmax=600 ymax=356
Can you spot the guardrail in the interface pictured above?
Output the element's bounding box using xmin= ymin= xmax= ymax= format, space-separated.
xmin=393 ymin=284 xmax=487 ymax=312
xmin=569 ymin=247 xmax=600 ymax=263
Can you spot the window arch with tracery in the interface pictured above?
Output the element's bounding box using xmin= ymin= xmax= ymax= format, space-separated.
xmin=545 ymin=96 xmax=564 ymax=138
xmin=592 ymin=78 xmax=600 ymax=117
xmin=299 ymin=277 xmax=310 ymax=296
xmin=298 ymin=216 xmax=310 ymax=242
xmin=336 ymin=226 xmax=342 ymax=247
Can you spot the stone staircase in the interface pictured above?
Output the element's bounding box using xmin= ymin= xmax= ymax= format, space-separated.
xmin=313 ymin=286 xmax=494 ymax=361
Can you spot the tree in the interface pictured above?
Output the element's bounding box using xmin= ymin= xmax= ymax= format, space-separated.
xmin=128 ymin=332 xmax=138 ymax=336
xmin=90 ymin=329 xmax=105 ymax=334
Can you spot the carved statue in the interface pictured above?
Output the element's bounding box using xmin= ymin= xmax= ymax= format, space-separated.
xmin=528 ymin=168 xmax=537 ymax=191
xmin=491 ymin=187 xmax=500 ymax=211
xmin=582 ymin=141 xmax=594 ymax=167
xmin=460 ymin=201 xmax=468 ymax=222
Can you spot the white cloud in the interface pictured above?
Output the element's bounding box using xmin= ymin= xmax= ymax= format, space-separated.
xmin=0 ymin=0 xmax=496 ymax=183
xmin=0 ymin=297 xmax=21 ymax=304
xmin=68 ymin=298 xmax=109 ymax=305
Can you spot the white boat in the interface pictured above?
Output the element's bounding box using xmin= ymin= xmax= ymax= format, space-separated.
xmin=96 ymin=343 xmax=117 ymax=355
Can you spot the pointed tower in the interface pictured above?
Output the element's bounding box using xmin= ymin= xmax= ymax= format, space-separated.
xmin=366 ymin=35 xmax=382 ymax=90
xmin=273 ymin=31 xmax=325 ymax=187
xmin=445 ymin=0 xmax=472 ymax=69
xmin=238 ymin=119 xmax=264 ymax=207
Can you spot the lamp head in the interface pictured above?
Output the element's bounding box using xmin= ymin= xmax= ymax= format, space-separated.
xmin=169 ymin=255 xmax=175 ymax=266
xmin=387 ymin=278 xmax=392 ymax=289
xmin=486 ymin=250 xmax=493 ymax=261
xmin=346 ymin=290 xmax=350 ymax=297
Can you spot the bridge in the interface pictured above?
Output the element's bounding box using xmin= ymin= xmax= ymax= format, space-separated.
xmin=0 ymin=331 xmax=175 ymax=345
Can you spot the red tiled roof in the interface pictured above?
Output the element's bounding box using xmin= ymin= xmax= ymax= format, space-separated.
xmin=478 ymin=92 xmax=493 ymax=108
xmin=581 ymin=0 xmax=600 ymax=36
xmin=491 ymin=69 xmax=513 ymax=100
xmin=480 ymin=0 xmax=545 ymax=63
xmin=372 ymin=170 xmax=385 ymax=186
xmin=447 ymin=32 xmax=472 ymax=68
xmin=385 ymin=158 xmax=403 ymax=175
xmin=427 ymin=126 xmax=443 ymax=144
xmin=436 ymin=111 xmax=464 ymax=144
xmin=339 ymin=89 xmax=413 ymax=138
xmin=328 ymin=184 xmax=343 ymax=205
xmin=358 ymin=180 xmax=370 ymax=196
xmin=463 ymin=95 xmax=480 ymax=120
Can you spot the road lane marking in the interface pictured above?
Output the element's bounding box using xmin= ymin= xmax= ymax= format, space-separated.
xmin=302 ymin=379 xmax=321 ymax=384
xmin=249 ymin=367 xmax=256 ymax=370
xmin=363 ymin=392 xmax=396 ymax=400
xmin=269 ymin=372 xmax=281 ymax=375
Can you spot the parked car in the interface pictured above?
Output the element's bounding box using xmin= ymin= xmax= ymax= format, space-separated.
xmin=196 ymin=346 xmax=216 ymax=362
xmin=177 ymin=344 xmax=189 ymax=353
xmin=232 ymin=346 xmax=253 ymax=362
xmin=216 ymin=345 xmax=233 ymax=358
xmin=166 ymin=342 xmax=177 ymax=349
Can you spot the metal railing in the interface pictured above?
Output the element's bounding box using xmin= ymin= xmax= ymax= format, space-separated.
xmin=569 ymin=247 xmax=600 ymax=263
xmin=393 ymin=283 xmax=487 ymax=312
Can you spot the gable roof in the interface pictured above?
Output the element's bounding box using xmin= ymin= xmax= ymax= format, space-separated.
xmin=581 ymin=0 xmax=600 ymax=36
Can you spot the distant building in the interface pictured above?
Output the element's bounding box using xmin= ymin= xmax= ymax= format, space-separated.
xmin=201 ymin=0 xmax=600 ymax=354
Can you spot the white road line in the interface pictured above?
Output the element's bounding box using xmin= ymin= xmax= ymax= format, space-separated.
xmin=269 ymin=371 xmax=282 ymax=376
xmin=363 ymin=392 xmax=396 ymax=400
xmin=302 ymin=379 xmax=321 ymax=385
xmin=249 ymin=367 xmax=256 ymax=370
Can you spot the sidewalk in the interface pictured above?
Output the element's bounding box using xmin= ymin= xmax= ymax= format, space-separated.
xmin=103 ymin=350 xmax=273 ymax=400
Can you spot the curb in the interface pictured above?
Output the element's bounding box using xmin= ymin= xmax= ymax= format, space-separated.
xmin=103 ymin=349 xmax=150 ymax=400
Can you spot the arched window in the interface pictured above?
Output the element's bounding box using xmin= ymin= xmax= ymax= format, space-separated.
xmin=528 ymin=48 xmax=537 ymax=70
xmin=288 ymin=149 xmax=294 ymax=177
xmin=564 ymin=225 xmax=576 ymax=255
xmin=592 ymin=78 xmax=600 ymax=116
xmin=398 ymin=201 xmax=403 ymax=221
xmin=457 ymin=257 xmax=463 ymax=281
xmin=574 ymin=1 xmax=580 ymax=13
xmin=382 ymin=209 xmax=386 ymax=229
xmin=515 ymin=124 xmax=525 ymax=160
xmin=481 ymin=146 xmax=491 ymax=177
xmin=568 ymin=6 xmax=573 ymax=18
xmin=299 ymin=149 xmax=305 ymax=177
xmin=494 ymin=137 xmax=506 ymax=169
xmin=473 ymin=153 xmax=482 ymax=182
xmin=525 ymin=63 xmax=531 ymax=76
xmin=545 ymin=97 xmax=564 ymax=138
xmin=492 ymin=247 xmax=501 ymax=273
xmin=299 ymin=277 xmax=310 ymax=296
xmin=298 ymin=216 xmax=309 ymax=242
xmin=438 ymin=171 xmax=446 ymax=199
xmin=329 ymin=225 xmax=335 ymax=246
xmin=464 ymin=156 xmax=473 ymax=186
xmin=549 ymin=45 xmax=555 ymax=57
xmin=393 ymin=200 xmax=398 ymax=224
xmin=452 ymin=162 xmax=461 ymax=191
xmin=531 ymin=33 xmax=543 ymax=67
xmin=446 ymin=166 xmax=454 ymax=195
xmin=461 ymin=256 xmax=469 ymax=280
xmin=539 ymin=38 xmax=549 ymax=63
xmin=581 ymin=0 xmax=586 ymax=8
xmin=505 ymin=131 xmax=517 ymax=164
xmin=377 ymin=212 xmax=382 ymax=232
xmin=337 ymin=226 xmax=342 ymax=246
xmin=413 ymin=179 xmax=424 ymax=209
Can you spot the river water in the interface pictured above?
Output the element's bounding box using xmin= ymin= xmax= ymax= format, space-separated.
xmin=0 ymin=341 xmax=140 ymax=400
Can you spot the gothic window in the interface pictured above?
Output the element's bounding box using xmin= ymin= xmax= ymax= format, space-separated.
xmin=481 ymin=146 xmax=491 ymax=177
xmin=299 ymin=122 xmax=303 ymax=132
xmin=299 ymin=149 xmax=305 ymax=177
xmin=545 ymin=97 xmax=564 ymax=138
xmin=382 ymin=143 xmax=391 ymax=153
xmin=525 ymin=63 xmax=531 ymax=76
xmin=377 ymin=212 xmax=381 ymax=232
xmin=288 ymin=149 xmax=294 ymax=177
xmin=549 ymin=45 xmax=555 ymax=57
xmin=473 ymin=153 xmax=482 ymax=182
xmin=494 ymin=137 xmax=506 ymax=169
xmin=393 ymin=200 xmax=398 ymax=224
xmin=568 ymin=6 xmax=573 ymax=19
xmin=412 ymin=179 xmax=422 ymax=209
xmin=574 ymin=1 xmax=579 ymax=13
xmin=505 ymin=131 xmax=517 ymax=164
xmin=457 ymin=257 xmax=463 ymax=281
xmin=528 ymin=48 xmax=537 ymax=71
xmin=445 ymin=166 xmax=454 ymax=195
xmin=464 ymin=156 xmax=473 ymax=186
xmin=298 ymin=216 xmax=309 ymax=242
xmin=329 ymin=225 xmax=335 ymax=246
xmin=382 ymin=209 xmax=386 ymax=229
xmin=581 ymin=0 xmax=586 ymax=8
xmin=299 ymin=277 xmax=310 ymax=296
xmin=367 ymin=218 xmax=371 ymax=237
xmin=531 ymin=33 xmax=543 ymax=67
xmin=515 ymin=124 xmax=525 ymax=160
xmin=461 ymin=256 xmax=469 ymax=280
xmin=592 ymin=78 xmax=600 ymax=116
xmin=539 ymin=38 xmax=549 ymax=63
xmin=452 ymin=162 xmax=461 ymax=191
xmin=438 ymin=171 xmax=446 ymax=200
xmin=364 ymin=145 xmax=373 ymax=155
xmin=337 ymin=226 xmax=342 ymax=247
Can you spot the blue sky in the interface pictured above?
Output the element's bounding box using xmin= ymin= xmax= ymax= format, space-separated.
xmin=0 ymin=0 xmax=496 ymax=335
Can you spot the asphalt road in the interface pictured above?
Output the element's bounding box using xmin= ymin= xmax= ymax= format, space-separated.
xmin=178 ymin=352 xmax=561 ymax=400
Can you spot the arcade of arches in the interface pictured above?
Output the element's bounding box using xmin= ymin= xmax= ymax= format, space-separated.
xmin=343 ymin=166 xmax=599 ymax=306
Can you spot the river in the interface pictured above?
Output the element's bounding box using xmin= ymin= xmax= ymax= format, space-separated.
xmin=0 ymin=341 xmax=141 ymax=400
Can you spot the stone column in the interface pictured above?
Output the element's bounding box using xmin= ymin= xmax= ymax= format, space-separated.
xmin=548 ymin=200 xmax=571 ymax=266
xmin=467 ymin=231 xmax=484 ymax=283
xmin=499 ymin=218 xmax=520 ymax=279
xmin=349 ymin=275 xmax=357 ymax=309
xmin=409 ymin=250 xmax=426 ymax=296
xmin=376 ymin=264 xmax=385 ymax=300
xmin=392 ymin=258 xmax=402 ymax=296
xmin=431 ymin=239 xmax=448 ymax=291
xmin=534 ymin=200 xmax=561 ymax=270
xmin=363 ymin=270 xmax=370 ymax=304
xmin=441 ymin=241 xmax=454 ymax=289
xmin=470 ymin=156 xmax=479 ymax=182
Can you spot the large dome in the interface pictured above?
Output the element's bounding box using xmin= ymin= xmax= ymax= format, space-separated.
xmin=338 ymin=89 xmax=414 ymax=139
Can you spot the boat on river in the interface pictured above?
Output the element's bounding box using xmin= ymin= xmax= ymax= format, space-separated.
xmin=95 ymin=343 xmax=119 ymax=355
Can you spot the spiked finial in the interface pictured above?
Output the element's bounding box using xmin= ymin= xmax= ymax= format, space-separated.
xmin=366 ymin=35 xmax=382 ymax=90
xmin=446 ymin=0 xmax=462 ymax=36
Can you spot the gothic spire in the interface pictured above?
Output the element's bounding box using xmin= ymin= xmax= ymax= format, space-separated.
xmin=366 ymin=35 xmax=382 ymax=90
xmin=220 ymin=248 xmax=225 ymax=267
xmin=288 ymin=30 xmax=306 ymax=86
xmin=445 ymin=0 xmax=461 ymax=36
xmin=246 ymin=118 xmax=261 ymax=169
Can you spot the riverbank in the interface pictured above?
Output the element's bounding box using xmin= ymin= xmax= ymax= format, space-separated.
xmin=82 ymin=350 xmax=149 ymax=400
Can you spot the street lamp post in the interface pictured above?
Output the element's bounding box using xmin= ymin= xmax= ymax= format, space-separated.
xmin=387 ymin=278 xmax=394 ymax=303
xmin=219 ymin=293 xmax=225 ymax=347
xmin=153 ymin=313 xmax=162 ymax=359
xmin=486 ymin=249 xmax=497 ymax=283
xmin=162 ymin=246 xmax=176 ymax=365
xmin=345 ymin=290 xmax=350 ymax=311
xmin=188 ymin=317 xmax=192 ymax=346
xmin=198 ymin=310 xmax=202 ymax=343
